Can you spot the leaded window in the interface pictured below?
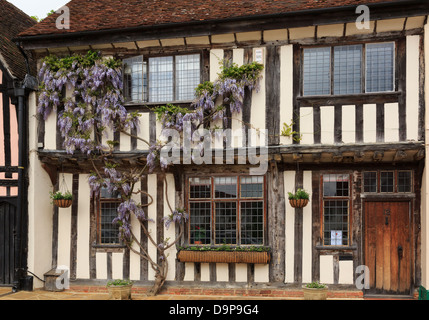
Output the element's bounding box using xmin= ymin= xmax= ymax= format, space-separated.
xmin=123 ymin=54 xmax=200 ymax=104
xmin=322 ymin=174 xmax=351 ymax=246
xmin=98 ymin=187 xmax=121 ymax=245
xmin=362 ymin=170 xmax=413 ymax=193
xmin=302 ymin=42 xmax=395 ymax=96
xmin=188 ymin=175 xmax=266 ymax=246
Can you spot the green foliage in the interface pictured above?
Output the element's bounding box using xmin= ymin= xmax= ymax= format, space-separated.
xmin=107 ymin=279 xmax=133 ymax=287
xmin=49 ymin=191 xmax=73 ymax=201
xmin=305 ymin=281 xmax=327 ymax=289
xmin=153 ymin=104 xmax=192 ymax=122
xmin=178 ymin=245 xmax=271 ymax=252
xmin=195 ymin=81 xmax=215 ymax=97
xmin=42 ymin=50 xmax=120 ymax=74
xmin=281 ymin=121 xmax=302 ymax=142
xmin=288 ymin=188 xmax=310 ymax=200
xmin=219 ymin=61 xmax=264 ymax=82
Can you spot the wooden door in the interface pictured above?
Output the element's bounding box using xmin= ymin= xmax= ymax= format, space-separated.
xmin=364 ymin=201 xmax=412 ymax=295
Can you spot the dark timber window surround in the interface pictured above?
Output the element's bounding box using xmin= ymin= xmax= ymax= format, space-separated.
xmin=123 ymin=53 xmax=201 ymax=104
xmin=97 ymin=187 xmax=122 ymax=245
xmin=363 ymin=170 xmax=413 ymax=194
xmin=187 ymin=175 xmax=267 ymax=246
xmin=302 ymin=42 xmax=395 ymax=96
xmin=321 ymin=173 xmax=351 ymax=247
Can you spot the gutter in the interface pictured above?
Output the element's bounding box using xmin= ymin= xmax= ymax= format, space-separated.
xmin=13 ymin=0 xmax=429 ymax=47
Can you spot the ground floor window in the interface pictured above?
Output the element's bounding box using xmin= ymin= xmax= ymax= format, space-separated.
xmin=187 ymin=175 xmax=266 ymax=246
xmin=97 ymin=187 xmax=122 ymax=245
xmin=321 ymin=174 xmax=351 ymax=246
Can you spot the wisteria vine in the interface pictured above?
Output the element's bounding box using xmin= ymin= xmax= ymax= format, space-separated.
xmin=37 ymin=51 xmax=263 ymax=295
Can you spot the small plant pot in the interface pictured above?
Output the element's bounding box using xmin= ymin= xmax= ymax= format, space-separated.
xmin=194 ymin=241 xmax=203 ymax=245
xmin=107 ymin=284 xmax=133 ymax=300
xmin=54 ymin=199 xmax=73 ymax=208
xmin=302 ymin=285 xmax=328 ymax=300
xmin=289 ymin=199 xmax=309 ymax=208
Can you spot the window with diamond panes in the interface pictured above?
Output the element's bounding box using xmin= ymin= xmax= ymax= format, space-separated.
xmin=187 ymin=175 xmax=265 ymax=246
xmin=322 ymin=174 xmax=350 ymax=246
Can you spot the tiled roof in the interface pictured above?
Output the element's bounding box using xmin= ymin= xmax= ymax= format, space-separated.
xmin=0 ymin=0 xmax=36 ymax=79
xmin=19 ymin=0 xmax=405 ymax=37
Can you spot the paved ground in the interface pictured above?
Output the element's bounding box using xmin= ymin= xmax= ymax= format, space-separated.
xmin=0 ymin=287 xmax=293 ymax=300
xmin=0 ymin=287 xmax=358 ymax=300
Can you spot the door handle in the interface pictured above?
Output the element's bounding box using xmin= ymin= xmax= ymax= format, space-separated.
xmin=398 ymin=245 xmax=403 ymax=260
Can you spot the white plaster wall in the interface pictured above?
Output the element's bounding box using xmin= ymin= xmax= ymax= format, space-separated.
xmin=339 ymin=261 xmax=354 ymax=285
xmin=284 ymin=170 xmax=296 ymax=283
xmin=57 ymin=174 xmax=73 ymax=269
xmin=147 ymin=174 xmax=157 ymax=281
xmin=320 ymin=106 xmax=334 ymax=144
xmin=250 ymin=47 xmax=266 ymax=148
xmin=130 ymin=179 xmax=142 ymax=281
xmin=164 ymin=174 xmax=176 ymax=281
xmin=320 ymin=255 xmax=334 ymax=284
xmin=363 ymin=104 xmax=377 ymax=143
xmin=384 ymin=103 xmax=399 ymax=142
xmin=27 ymin=92 xmax=54 ymax=288
xmin=302 ymin=171 xmax=312 ymax=283
xmin=300 ymin=107 xmax=314 ymax=145
xmin=342 ymin=105 xmax=355 ymax=144
xmin=77 ymin=174 xmax=91 ymax=279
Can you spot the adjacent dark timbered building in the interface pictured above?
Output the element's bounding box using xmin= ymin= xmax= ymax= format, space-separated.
xmin=15 ymin=0 xmax=429 ymax=297
xmin=0 ymin=0 xmax=36 ymax=287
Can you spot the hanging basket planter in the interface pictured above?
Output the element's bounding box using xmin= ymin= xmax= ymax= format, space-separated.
xmin=288 ymin=188 xmax=310 ymax=209
xmin=289 ymin=199 xmax=309 ymax=209
xmin=53 ymin=198 xmax=73 ymax=208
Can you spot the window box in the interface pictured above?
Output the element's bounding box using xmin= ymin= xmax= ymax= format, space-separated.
xmin=177 ymin=249 xmax=271 ymax=264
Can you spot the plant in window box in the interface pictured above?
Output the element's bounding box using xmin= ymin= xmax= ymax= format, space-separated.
xmin=107 ymin=279 xmax=133 ymax=300
xmin=193 ymin=226 xmax=206 ymax=245
xmin=302 ymin=282 xmax=328 ymax=300
xmin=50 ymin=191 xmax=73 ymax=208
xmin=288 ymin=189 xmax=310 ymax=208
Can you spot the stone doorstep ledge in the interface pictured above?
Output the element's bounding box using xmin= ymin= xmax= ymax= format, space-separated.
xmin=68 ymin=285 xmax=364 ymax=299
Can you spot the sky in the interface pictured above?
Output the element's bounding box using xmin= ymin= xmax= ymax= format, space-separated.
xmin=7 ymin=0 xmax=69 ymax=20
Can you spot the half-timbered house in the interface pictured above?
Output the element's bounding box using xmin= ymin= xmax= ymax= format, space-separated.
xmin=15 ymin=0 xmax=429 ymax=297
xmin=0 ymin=0 xmax=36 ymax=288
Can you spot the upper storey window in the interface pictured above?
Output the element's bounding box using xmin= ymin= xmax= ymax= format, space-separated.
xmin=123 ymin=53 xmax=201 ymax=104
xmin=303 ymin=42 xmax=395 ymax=96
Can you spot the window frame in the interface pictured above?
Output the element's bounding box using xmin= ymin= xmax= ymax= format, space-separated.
xmin=362 ymin=170 xmax=413 ymax=194
xmin=96 ymin=192 xmax=122 ymax=246
xmin=320 ymin=173 xmax=352 ymax=247
xmin=301 ymin=41 xmax=396 ymax=97
xmin=123 ymin=52 xmax=203 ymax=105
xmin=186 ymin=174 xmax=268 ymax=247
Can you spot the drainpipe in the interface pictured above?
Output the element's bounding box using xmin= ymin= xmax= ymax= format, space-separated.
xmin=12 ymin=43 xmax=37 ymax=292
xmin=12 ymin=87 xmax=26 ymax=292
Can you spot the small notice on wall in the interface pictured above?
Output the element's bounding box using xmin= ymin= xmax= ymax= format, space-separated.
xmin=254 ymin=48 xmax=264 ymax=64
xmin=331 ymin=231 xmax=342 ymax=245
